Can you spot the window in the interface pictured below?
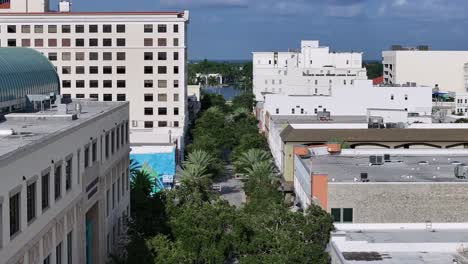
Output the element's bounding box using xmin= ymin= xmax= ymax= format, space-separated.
xmin=174 ymin=94 xmax=179 ymax=102
xmin=105 ymin=133 xmax=110 ymax=158
xmin=158 ymin=52 xmax=167 ymax=60
xmin=120 ymin=124 xmax=124 ymax=146
xmin=158 ymin=107 xmax=167 ymax=115
xmin=405 ymin=94 xmax=408 ymax=100
xmin=173 ymin=24 xmax=179 ymax=32
xmin=21 ymin=39 xmax=31 ymax=47
xmin=144 ymin=80 xmax=153 ymax=88
xmin=158 ymin=94 xmax=167 ymax=102
xmin=21 ymin=25 xmax=30 ymax=33
xmin=158 ymin=38 xmax=167 ymax=46
xmin=56 ymin=242 xmax=62 ymax=264
xmin=144 ymin=108 xmax=153 ymax=115
xmin=62 ymin=38 xmax=71 ymax=47
xmin=103 ymin=38 xmax=112 ymax=46
xmin=76 ymin=80 xmax=85 ymax=88
xmin=75 ymin=38 xmax=84 ymax=46
xmin=65 ymin=158 xmax=72 ymax=191
xmin=103 ymin=24 xmax=112 ymax=33
xmin=144 ymin=121 xmax=153 ymax=128
xmin=174 ymin=80 xmax=179 ymax=88
xmin=48 ymin=52 xmax=57 ymax=61
xmin=144 ymin=38 xmax=153 ymax=46
xmin=144 ymin=94 xmax=153 ymax=102
xmin=173 ymin=38 xmax=179 ymax=46
xmin=75 ymin=52 xmax=85 ymax=61
xmin=89 ymin=52 xmax=98 ymax=60
xmin=117 ymin=52 xmax=126 ymax=60
xmin=117 ymin=180 xmax=120 ymax=203
xmin=391 ymin=94 xmax=394 ymax=100
xmin=117 ymin=80 xmax=126 ymax=88
xmin=42 ymin=172 xmax=50 ymax=210
xmin=62 ymin=80 xmax=71 ymax=88
xmin=144 ymin=52 xmax=153 ymax=60
xmin=90 ymin=94 xmax=98 ymax=99
xmin=174 ymin=121 xmax=179 ymax=127
xmin=144 ymin=24 xmax=153 ymax=33
xmin=89 ymin=24 xmax=98 ymax=33
xmin=111 ymin=130 xmax=115 ymax=154
xmin=104 ymin=94 xmax=112 ymax=101
xmin=112 ymin=183 xmax=115 ymax=209
xmin=7 ymin=39 xmax=16 ymax=47
xmin=89 ymin=66 xmax=98 ymax=74
xmin=158 ymin=66 xmax=167 ymax=74
xmin=174 ymin=52 xmax=179 ymax=60
xmin=158 ymin=121 xmax=168 ymax=127
xmin=75 ymin=66 xmax=85 ymax=74
xmin=34 ymin=39 xmax=44 ymax=47
xmin=27 ymin=182 xmax=36 ymax=222
xmin=103 ymin=52 xmax=112 ymax=61
xmin=117 ymin=24 xmax=125 ymax=33
xmin=174 ymin=107 xmax=179 ymax=115
xmin=174 ymin=66 xmax=179 ymax=74
xmin=103 ymin=80 xmax=112 ymax=88
xmin=62 ymin=52 xmax=71 ymax=61
xmin=158 ymin=80 xmax=167 ymax=88
xmin=103 ymin=66 xmax=112 ymax=74
xmin=10 ymin=192 xmax=20 ymax=237
xmin=144 ymin=66 xmax=153 ymax=74
xmin=75 ymin=94 xmax=84 ymax=99
xmin=117 ymin=66 xmax=126 ymax=74
xmin=343 ymin=208 xmax=353 ymax=222
xmin=331 ymin=208 xmax=353 ymax=223
xmin=62 ymin=25 xmax=71 ymax=33
xmin=89 ymin=38 xmax=98 ymax=46
xmin=106 ymin=189 xmax=110 ymax=217
xmin=276 ymin=108 xmax=279 ymax=114
xmin=158 ymin=24 xmax=167 ymax=33
xmin=91 ymin=141 xmax=96 ymax=162
xmin=7 ymin=25 xmax=16 ymax=33
xmin=84 ymin=146 xmax=89 ymax=168
xmin=291 ymin=109 xmax=295 ymax=114
xmin=44 ymin=255 xmax=51 ymax=264
xmin=331 ymin=208 xmax=341 ymax=222
xmin=75 ymin=24 xmax=84 ymax=33
xmin=48 ymin=39 xmax=57 ymax=47
xmin=67 ymin=232 xmax=72 ymax=264
xmin=116 ymin=38 xmax=126 ymax=46
xmin=117 ymin=94 xmax=126 ymax=101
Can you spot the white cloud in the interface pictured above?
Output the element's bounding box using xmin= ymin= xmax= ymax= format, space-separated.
xmin=393 ymin=0 xmax=407 ymax=6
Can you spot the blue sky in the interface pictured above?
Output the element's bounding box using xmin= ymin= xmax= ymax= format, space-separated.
xmin=52 ymin=0 xmax=468 ymax=60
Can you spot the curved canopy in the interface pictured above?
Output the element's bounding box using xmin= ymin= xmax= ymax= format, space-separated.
xmin=0 ymin=48 xmax=59 ymax=103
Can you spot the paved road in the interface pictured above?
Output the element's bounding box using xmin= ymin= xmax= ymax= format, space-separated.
xmin=215 ymin=164 xmax=246 ymax=208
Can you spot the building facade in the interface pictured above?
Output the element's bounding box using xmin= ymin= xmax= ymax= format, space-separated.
xmin=253 ymin=40 xmax=367 ymax=101
xmin=0 ymin=3 xmax=189 ymax=149
xmin=382 ymin=49 xmax=468 ymax=94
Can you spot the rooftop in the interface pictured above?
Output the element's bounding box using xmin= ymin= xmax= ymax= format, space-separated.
xmin=331 ymin=223 xmax=468 ymax=264
xmin=300 ymin=149 xmax=468 ymax=183
xmin=0 ymin=11 xmax=184 ymax=16
xmin=270 ymin=115 xmax=367 ymax=124
xmin=0 ymin=100 xmax=127 ymax=163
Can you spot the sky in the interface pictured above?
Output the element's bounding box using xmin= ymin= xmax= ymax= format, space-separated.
xmin=51 ymin=0 xmax=468 ymax=60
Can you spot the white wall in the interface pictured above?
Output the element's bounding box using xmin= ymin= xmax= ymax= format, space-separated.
xmin=0 ymin=0 xmax=48 ymax=13
xmin=383 ymin=50 xmax=468 ymax=94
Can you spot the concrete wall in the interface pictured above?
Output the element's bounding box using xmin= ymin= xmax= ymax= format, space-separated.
xmin=328 ymin=183 xmax=468 ymax=223
xmin=383 ymin=50 xmax=468 ymax=94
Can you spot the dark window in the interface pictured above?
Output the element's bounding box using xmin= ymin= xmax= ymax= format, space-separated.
xmin=174 ymin=107 xmax=179 ymax=115
xmin=117 ymin=66 xmax=126 ymax=74
xmin=84 ymin=146 xmax=89 ymax=168
xmin=144 ymin=94 xmax=153 ymax=102
xmin=173 ymin=38 xmax=179 ymax=46
xmin=158 ymin=107 xmax=167 ymax=115
xmin=174 ymin=121 xmax=179 ymax=127
xmin=111 ymin=131 xmax=115 ymax=154
xmin=90 ymin=80 xmax=99 ymax=88
xmin=103 ymin=38 xmax=112 ymax=46
xmin=48 ymin=39 xmax=57 ymax=47
xmin=104 ymin=94 xmax=112 ymax=101
xmin=65 ymin=158 xmax=72 ymax=190
xmin=173 ymin=24 xmax=179 ymax=33
xmin=112 ymin=183 xmax=115 ymax=208
xmin=21 ymin=39 xmax=31 ymax=47
xmin=76 ymin=94 xmax=85 ymax=99
xmin=10 ymin=193 xmax=20 ymax=237
xmin=105 ymin=134 xmax=110 ymax=158
xmin=62 ymin=25 xmax=71 ymax=33
xmin=67 ymin=232 xmax=72 ymax=264
xmin=144 ymin=80 xmax=153 ymax=88
xmin=158 ymin=66 xmax=167 ymax=74
xmin=89 ymin=24 xmax=98 ymax=33
xmin=144 ymin=24 xmax=153 ymax=33
xmin=103 ymin=52 xmax=112 ymax=60
xmin=158 ymin=52 xmax=167 ymax=60
xmin=116 ymin=38 xmax=126 ymax=46
xmin=34 ymin=39 xmax=44 ymax=47
xmin=27 ymin=182 xmax=36 ymax=222
xmin=62 ymin=38 xmax=71 ymax=47
xmin=48 ymin=53 xmax=58 ymax=61
xmin=103 ymin=24 xmax=112 ymax=33
xmin=117 ymin=94 xmax=126 ymax=101
xmin=7 ymin=39 xmax=16 ymax=47
xmin=174 ymin=80 xmax=179 ymax=88
xmin=89 ymin=38 xmax=98 ymax=46
xmin=34 ymin=25 xmax=43 ymax=33
xmin=103 ymin=66 xmax=112 ymax=74
xmin=90 ymin=94 xmax=98 ymax=99
xmin=144 ymin=121 xmax=153 ymax=128
xmin=103 ymin=80 xmax=112 ymax=88
xmin=62 ymin=80 xmax=71 ymax=88
xmin=144 ymin=108 xmax=153 ymax=115
xmin=75 ymin=24 xmax=84 ymax=33
xmin=7 ymin=25 xmax=16 ymax=33
xmin=158 ymin=24 xmax=167 ymax=33
xmin=44 ymin=255 xmax=51 ymax=264
xmin=89 ymin=52 xmax=98 ymax=60
xmin=117 ymin=80 xmax=126 ymax=88
xmin=174 ymin=66 xmax=179 ymax=74
xmin=76 ymin=80 xmax=85 ymax=88
xmin=89 ymin=66 xmax=98 ymax=74
xmin=42 ymin=173 xmax=50 ymax=210
xmin=75 ymin=66 xmax=85 ymax=74
xmin=144 ymin=38 xmax=153 ymax=47
xmin=144 ymin=66 xmax=153 ymax=74
xmin=343 ymin=208 xmax=353 ymax=223
xmin=144 ymin=52 xmax=153 ymax=60
xmin=56 ymin=242 xmax=62 ymax=264
xmin=116 ymin=52 xmax=126 ymax=60
xmin=158 ymin=38 xmax=167 ymax=46
xmin=48 ymin=25 xmax=57 ymax=33
xmin=116 ymin=24 xmax=126 ymax=33
xmin=158 ymin=121 xmax=168 ymax=127
xmin=75 ymin=52 xmax=85 ymax=61
xmin=62 ymin=94 xmax=71 ymax=99
xmin=173 ymin=52 xmax=179 ymax=60
xmin=331 ymin=208 xmax=341 ymax=222
xmin=21 ymin=25 xmax=30 ymax=33
xmin=54 ymin=165 xmax=62 ymax=200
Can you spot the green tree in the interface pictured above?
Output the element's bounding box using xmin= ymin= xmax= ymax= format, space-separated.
xmin=455 ymin=118 xmax=468 ymax=123
xmin=234 ymin=149 xmax=271 ymax=174
xmin=231 ymin=92 xmax=255 ymax=111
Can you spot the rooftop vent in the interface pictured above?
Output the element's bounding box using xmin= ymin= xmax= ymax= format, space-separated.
xmin=454 ymin=164 xmax=468 ymax=179
xmin=369 ymin=155 xmax=384 ymax=166
xmin=360 ymin=172 xmax=369 ymax=182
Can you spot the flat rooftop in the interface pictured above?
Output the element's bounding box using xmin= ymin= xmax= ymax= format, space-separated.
xmin=300 ymin=149 xmax=468 ymax=183
xmin=270 ymin=115 xmax=367 ymax=124
xmin=0 ymin=100 xmax=127 ymax=161
xmin=332 ymin=224 xmax=468 ymax=264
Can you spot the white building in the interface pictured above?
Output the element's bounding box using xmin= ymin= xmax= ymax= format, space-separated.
xmin=0 ymin=100 xmax=131 ymax=264
xmin=0 ymin=1 xmax=190 ymax=152
xmin=383 ymin=49 xmax=468 ymax=94
xmin=253 ymin=40 xmax=367 ymax=101
xmin=455 ymin=93 xmax=468 ymax=116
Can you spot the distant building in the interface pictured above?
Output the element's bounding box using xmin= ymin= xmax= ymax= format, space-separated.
xmin=382 ymin=49 xmax=468 ymax=94
xmin=253 ymin=40 xmax=368 ymax=101
xmin=0 ymin=48 xmax=130 ymax=264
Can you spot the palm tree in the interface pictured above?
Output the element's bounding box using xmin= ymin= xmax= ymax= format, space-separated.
xmin=131 ymin=170 xmax=153 ymax=197
xmin=129 ymin=158 xmax=141 ymax=177
xmin=234 ymin=149 xmax=271 ymax=174
xmin=184 ymin=150 xmax=215 ymax=171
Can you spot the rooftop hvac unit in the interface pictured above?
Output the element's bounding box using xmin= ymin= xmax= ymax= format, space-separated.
xmin=360 ymin=172 xmax=369 ymax=182
xmin=369 ymin=155 xmax=384 ymax=165
xmin=384 ymin=154 xmax=391 ymax=162
xmin=386 ymin=122 xmax=397 ymax=128
xmin=454 ymin=164 xmax=468 ymax=179
xmin=317 ymin=111 xmax=331 ymax=121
